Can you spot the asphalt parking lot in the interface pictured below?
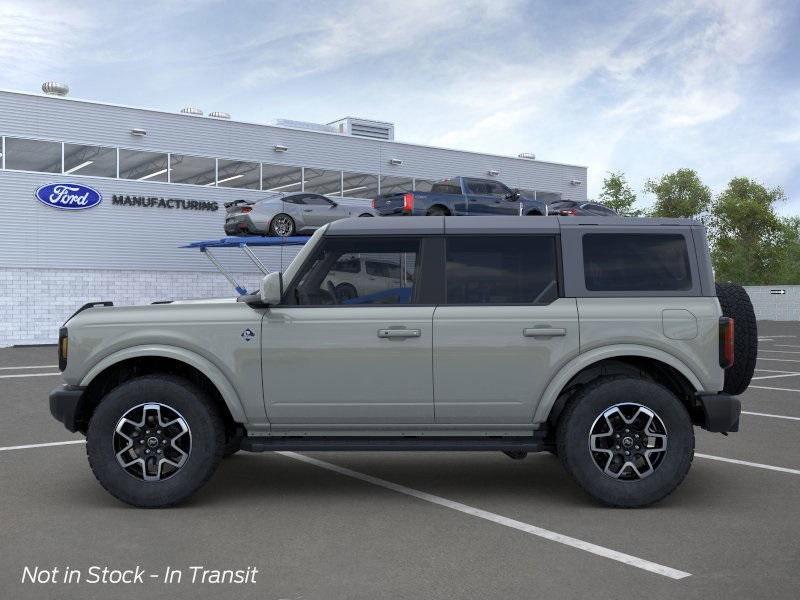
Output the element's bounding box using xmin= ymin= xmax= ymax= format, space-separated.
xmin=2 ymin=322 xmax=800 ymax=600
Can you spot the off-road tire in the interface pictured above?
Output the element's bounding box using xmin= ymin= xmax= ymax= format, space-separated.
xmin=715 ymin=282 xmax=758 ymax=395
xmin=557 ymin=376 xmax=694 ymax=508
xmin=86 ymin=375 xmax=225 ymax=508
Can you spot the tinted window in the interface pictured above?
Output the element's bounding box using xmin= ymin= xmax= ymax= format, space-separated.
xmin=217 ymin=159 xmax=260 ymax=189
xmin=64 ymin=144 xmax=117 ymax=177
xmin=466 ymin=179 xmax=492 ymax=195
xmin=445 ymin=236 xmax=558 ymax=304
xmin=380 ymin=175 xmax=413 ymax=195
xmin=262 ymin=164 xmax=302 ymax=192
xmin=283 ymin=195 xmax=305 ymax=205
xmin=583 ymin=233 xmax=692 ymax=291
xmin=431 ymin=180 xmax=462 ymax=195
xmin=119 ymin=149 xmax=169 ymax=182
xmin=304 ymin=168 xmax=342 ymax=196
xmin=304 ymin=194 xmax=334 ymax=206
xmin=170 ymin=154 xmax=215 ymax=186
xmin=5 ymin=138 xmax=61 ymax=173
xmin=342 ymin=172 xmax=379 ymax=198
xmin=293 ymin=238 xmax=419 ymax=305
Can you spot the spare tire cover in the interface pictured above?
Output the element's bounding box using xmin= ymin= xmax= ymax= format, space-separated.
xmin=715 ymin=282 xmax=758 ymax=395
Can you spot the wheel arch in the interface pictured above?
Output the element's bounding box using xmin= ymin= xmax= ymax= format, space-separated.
xmin=77 ymin=345 xmax=245 ymax=433
xmin=535 ymin=345 xmax=703 ymax=426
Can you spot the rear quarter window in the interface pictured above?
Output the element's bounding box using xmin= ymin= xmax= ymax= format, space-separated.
xmin=583 ymin=233 xmax=692 ymax=291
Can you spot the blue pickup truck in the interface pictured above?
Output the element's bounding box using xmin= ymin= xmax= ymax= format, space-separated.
xmin=372 ymin=177 xmax=548 ymax=217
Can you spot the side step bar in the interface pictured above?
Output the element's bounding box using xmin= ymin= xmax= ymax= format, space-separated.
xmin=240 ymin=434 xmax=549 ymax=453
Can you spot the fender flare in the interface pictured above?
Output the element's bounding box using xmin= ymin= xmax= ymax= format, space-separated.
xmin=533 ymin=344 xmax=704 ymax=424
xmin=79 ymin=345 xmax=247 ymax=423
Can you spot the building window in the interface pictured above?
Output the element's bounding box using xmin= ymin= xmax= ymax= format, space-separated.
xmin=4 ymin=137 xmax=61 ymax=173
xmin=413 ymin=178 xmax=436 ymax=192
xmin=217 ymin=159 xmax=260 ymax=189
xmin=119 ymin=149 xmax=169 ymax=182
xmin=262 ymin=164 xmax=302 ymax=192
xmin=341 ymin=172 xmax=379 ymax=198
xmin=170 ymin=154 xmax=216 ymax=186
xmin=304 ymin=168 xmax=342 ymax=196
xmin=63 ymin=144 xmax=117 ymax=177
xmin=379 ymin=175 xmax=414 ymax=196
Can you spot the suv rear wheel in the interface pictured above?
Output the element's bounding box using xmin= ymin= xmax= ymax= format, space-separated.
xmin=557 ymin=376 xmax=694 ymax=507
xmin=86 ymin=375 xmax=225 ymax=507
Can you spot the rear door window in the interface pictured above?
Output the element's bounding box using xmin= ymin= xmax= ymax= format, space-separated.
xmin=444 ymin=236 xmax=559 ymax=304
xmin=583 ymin=233 xmax=692 ymax=291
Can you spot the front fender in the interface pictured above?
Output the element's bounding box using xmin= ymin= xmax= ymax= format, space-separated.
xmin=532 ymin=344 xmax=704 ymax=424
xmin=79 ymin=345 xmax=247 ymax=423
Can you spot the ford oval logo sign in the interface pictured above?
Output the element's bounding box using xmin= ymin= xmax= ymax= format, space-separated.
xmin=35 ymin=183 xmax=102 ymax=210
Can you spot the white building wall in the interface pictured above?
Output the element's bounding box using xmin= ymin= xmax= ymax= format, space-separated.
xmin=744 ymin=286 xmax=800 ymax=321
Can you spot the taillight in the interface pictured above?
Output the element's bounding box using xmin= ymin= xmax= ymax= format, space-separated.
xmin=241 ymin=207 xmax=252 ymax=213
xmin=371 ymin=198 xmax=377 ymax=209
xmin=402 ymin=193 xmax=414 ymax=213
xmin=719 ymin=317 xmax=734 ymax=368
xmin=58 ymin=327 xmax=68 ymax=371
xmin=559 ymin=208 xmax=578 ymax=216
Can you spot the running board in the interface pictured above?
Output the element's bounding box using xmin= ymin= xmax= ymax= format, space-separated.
xmin=240 ymin=434 xmax=549 ymax=453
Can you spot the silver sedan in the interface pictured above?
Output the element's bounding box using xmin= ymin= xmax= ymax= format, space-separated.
xmin=224 ymin=192 xmax=376 ymax=236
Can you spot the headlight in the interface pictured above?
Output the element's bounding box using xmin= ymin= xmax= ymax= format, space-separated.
xmin=58 ymin=327 xmax=68 ymax=371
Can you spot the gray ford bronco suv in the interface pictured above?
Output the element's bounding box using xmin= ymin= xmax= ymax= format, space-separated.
xmin=49 ymin=216 xmax=757 ymax=508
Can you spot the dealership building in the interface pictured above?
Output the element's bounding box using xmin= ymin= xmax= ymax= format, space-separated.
xmin=0 ymin=84 xmax=588 ymax=346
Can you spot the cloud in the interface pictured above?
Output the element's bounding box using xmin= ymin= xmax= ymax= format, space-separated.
xmin=0 ymin=1 xmax=91 ymax=82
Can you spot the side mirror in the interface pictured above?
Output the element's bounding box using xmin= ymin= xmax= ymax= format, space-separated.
xmin=330 ymin=201 xmax=338 ymax=208
xmin=505 ymin=189 xmax=521 ymax=201
xmin=260 ymin=272 xmax=283 ymax=305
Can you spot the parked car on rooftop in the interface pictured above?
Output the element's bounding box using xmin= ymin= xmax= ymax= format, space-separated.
xmin=224 ymin=192 xmax=376 ymax=236
xmin=548 ymin=199 xmax=618 ymax=216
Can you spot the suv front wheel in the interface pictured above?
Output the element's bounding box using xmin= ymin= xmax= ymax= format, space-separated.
xmin=556 ymin=376 xmax=694 ymax=507
xmin=86 ymin=375 xmax=225 ymax=508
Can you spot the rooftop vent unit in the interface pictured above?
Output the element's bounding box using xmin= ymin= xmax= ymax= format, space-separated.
xmin=518 ymin=152 xmax=536 ymax=160
xmin=208 ymin=111 xmax=231 ymax=119
xmin=42 ymin=82 xmax=69 ymax=96
xmin=269 ymin=119 xmax=337 ymax=134
xmin=328 ymin=117 xmax=395 ymax=141
xmin=180 ymin=106 xmax=203 ymax=116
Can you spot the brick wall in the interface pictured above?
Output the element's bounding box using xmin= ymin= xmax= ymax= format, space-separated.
xmin=0 ymin=268 xmax=263 ymax=346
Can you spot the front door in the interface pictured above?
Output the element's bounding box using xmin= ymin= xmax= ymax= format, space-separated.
xmin=262 ymin=235 xmax=435 ymax=425
xmin=300 ymin=194 xmax=348 ymax=228
xmin=464 ymin=179 xmax=519 ymax=215
xmin=433 ymin=234 xmax=579 ymax=423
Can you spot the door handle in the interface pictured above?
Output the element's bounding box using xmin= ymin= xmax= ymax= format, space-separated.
xmin=303 ymin=209 xmax=313 ymax=212
xmin=523 ymin=327 xmax=566 ymax=338
xmin=378 ymin=329 xmax=421 ymax=339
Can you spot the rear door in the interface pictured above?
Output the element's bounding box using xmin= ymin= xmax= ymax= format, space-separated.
xmin=433 ymin=229 xmax=579 ymax=423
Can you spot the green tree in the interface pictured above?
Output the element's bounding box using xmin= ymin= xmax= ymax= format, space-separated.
xmin=709 ymin=177 xmax=785 ymax=284
xmin=598 ymin=171 xmax=642 ymax=216
xmin=644 ymin=168 xmax=711 ymax=219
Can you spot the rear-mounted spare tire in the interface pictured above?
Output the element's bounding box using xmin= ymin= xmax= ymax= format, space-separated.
xmin=715 ymin=282 xmax=757 ymax=395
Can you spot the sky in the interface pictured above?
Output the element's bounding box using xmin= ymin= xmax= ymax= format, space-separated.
xmin=1 ymin=0 xmax=799 ymax=212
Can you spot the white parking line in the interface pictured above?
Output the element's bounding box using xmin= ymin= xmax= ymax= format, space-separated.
xmin=760 ymin=349 xmax=800 ymax=355
xmin=754 ymin=368 xmax=800 ymax=373
xmin=0 ymin=440 xmax=85 ymax=452
xmin=749 ymin=385 xmax=800 ymax=393
xmin=696 ymin=454 xmax=800 ymax=476
xmin=757 ymin=357 xmax=800 ymax=364
xmin=742 ymin=411 xmax=800 ymax=422
xmin=774 ymin=344 xmax=800 ymax=349
xmin=751 ymin=373 xmax=800 ymax=381
xmin=0 ymin=372 xmax=61 ymax=379
xmin=279 ymin=451 xmax=691 ymax=580
xmin=0 ymin=365 xmax=58 ymax=370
